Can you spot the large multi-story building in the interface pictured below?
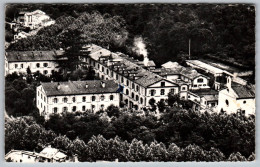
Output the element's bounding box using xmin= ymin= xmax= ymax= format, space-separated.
xmin=82 ymin=44 xmax=179 ymax=110
xmin=5 ymin=50 xmax=66 ymax=76
xmin=37 ymin=80 xmax=120 ymax=117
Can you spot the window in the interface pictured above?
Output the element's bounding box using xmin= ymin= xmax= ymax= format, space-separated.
xmin=126 ymin=89 xmax=129 ymax=95
xmin=44 ymin=97 xmax=46 ymax=102
xmin=125 ymin=99 xmax=129 ymax=105
xmin=102 ymin=66 xmax=104 ymax=72
xmin=241 ymin=110 xmax=246 ymax=115
xmin=243 ymin=101 xmax=246 ymax=104
xmin=110 ymin=95 xmax=114 ymax=101
xmin=43 ymin=63 xmax=48 ymax=67
xmin=170 ymin=89 xmax=175 ymax=93
xmin=41 ymin=94 xmax=43 ymax=99
xmin=82 ymin=106 xmax=86 ymax=111
xmin=203 ymin=84 xmax=206 ymax=86
xmin=161 ymin=89 xmax=165 ymax=95
xmin=63 ymin=107 xmax=68 ymax=112
xmin=111 ymin=71 xmax=114 ymax=77
xmin=151 ymin=89 xmax=156 ymax=96
xmin=101 ymin=105 xmax=104 ymax=110
xmin=53 ymin=98 xmax=58 ymax=103
xmin=91 ymin=105 xmax=95 ymax=111
xmin=36 ymin=63 xmax=40 ymax=68
xmin=63 ymin=97 xmax=68 ymax=103
xmin=53 ymin=107 xmax=58 ymax=113
xmin=136 ymin=95 xmax=139 ymax=101
xmin=15 ymin=64 xmax=18 ymax=68
xmin=92 ymin=96 xmax=96 ymax=101
xmin=182 ymin=86 xmax=186 ymax=90
xmin=44 ymin=70 xmax=48 ymax=74
xmin=21 ymin=64 xmax=23 ymax=68
xmin=72 ymin=97 xmax=76 ymax=102
xmin=161 ymin=82 xmax=165 ymax=87
xmin=101 ymin=95 xmax=105 ymax=101
xmin=193 ymin=85 xmax=197 ymax=88
xmin=140 ymin=98 xmax=143 ymax=104
xmin=132 ymin=83 xmax=135 ymax=89
xmin=225 ymin=99 xmax=229 ymax=106
xmin=106 ymin=69 xmax=109 ymax=75
xmin=82 ymin=96 xmax=86 ymax=102
xmin=121 ymin=77 xmax=124 ymax=83
xmin=72 ymin=106 xmax=76 ymax=112
xmin=127 ymin=80 xmax=129 ymax=86
xmin=197 ymin=78 xmax=204 ymax=83
xmin=116 ymin=74 xmax=118 ymax=80
xmin=132 ymin=92 xmax=135 ymax=98
xmin=136 ymin=85 xmax=139 ymax=92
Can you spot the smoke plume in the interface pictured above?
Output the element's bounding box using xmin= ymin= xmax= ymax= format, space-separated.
xmin=132 ymin=37 xmax=148 ymax=57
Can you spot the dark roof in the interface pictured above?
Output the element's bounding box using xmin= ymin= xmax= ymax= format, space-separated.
xmin=190 ymin=89 xmax=218 ymax=97
xmin=232 ymin=85 xmax=255 ymax=99
xmin=135 ymin=72 xmax=164 ymax=87
xmin=202 ymin=95 xmax=218 ymax=101
xmin=41 ymin=80 xmax=118 ymax=96
xmin=6 ymin=51 xmax=65 ymax=62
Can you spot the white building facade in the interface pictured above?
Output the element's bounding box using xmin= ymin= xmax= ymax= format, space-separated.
xmin=82 ymin=44 xmax=179 ymax=110
xmin=37 ymin=80 xmax=120 ymax=118
xmin=5 ymin=50 xmax=66 ymax=76
xmin=218 ymin=77 xmax=255 ymax=116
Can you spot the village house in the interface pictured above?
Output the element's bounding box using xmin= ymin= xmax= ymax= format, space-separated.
xmin=16 ymin=10 xmax=55 ymax=30
xmin=218 ymin=76 xmax=255 ymax=116
xmin=5 ymin=50 xmax=66 ymax=76
xmin=5 ymin=145 xmax=77 ymax=163
xmin=82 ymin=44 xmax=179 ymax=110
xmin=37 ymin=80 xmax=120 ymax=118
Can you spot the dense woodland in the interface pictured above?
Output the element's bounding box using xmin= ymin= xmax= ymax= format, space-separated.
xmin=5 ymin=107 xmax=255 ymax=161
xmin=6 ymin=4 xmax=255 ymax=69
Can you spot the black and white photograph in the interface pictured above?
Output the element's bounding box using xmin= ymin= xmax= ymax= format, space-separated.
xmin=4 ymin=3 xmax=255 ymax=162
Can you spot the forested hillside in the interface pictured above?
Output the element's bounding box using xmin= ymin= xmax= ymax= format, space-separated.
xmin=6 ymin=4 xmax=255 ymax=68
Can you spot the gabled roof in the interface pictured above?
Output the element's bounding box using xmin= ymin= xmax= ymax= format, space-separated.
xmin=6 ymin=51 xmax=65 ymax=62
xmin=41 ymin=80 xmax=118 ymax=96
xmin=232 ymin=85 xmax=255 ymax=99
xmin=135 ymin=74 xmax=163 ymax=87
xmin=202 ymin=95 xmax=218 ymax=101
xmin=160 ymin=61 xmax=205 ymax=80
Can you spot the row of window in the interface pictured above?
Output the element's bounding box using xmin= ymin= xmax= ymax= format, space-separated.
xmin=14 ymin=63 xmax=49 ymax=69
xmin=53 ymin=104 xmax=104 ymax=113
xmin=52 ymin=95 xmax=115 ymax=103
xmin=193 ymin=84 xmax=207 ymax=87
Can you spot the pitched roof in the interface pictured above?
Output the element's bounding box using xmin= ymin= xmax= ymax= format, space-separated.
xmin=160 ymin=61 xmax=204 ymax=79
xmin=40 ymin=147 xmax=67 ymax=160
xmin=232 ymin=85 xmax=255 ymax=99
xmin=41 ymin=80 xmax=118 ymax=96
xmin=202 ymin=95 xmax=218 ymax=101
xmin=6 ymin=51 xmax=65 ymax=62
xmin=135 ymin=73 xmax=163 ymax=87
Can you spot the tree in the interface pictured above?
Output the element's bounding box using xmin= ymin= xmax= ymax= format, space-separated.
xmin=183 ymin=144 xmax=207 ymax=161
xmin=206 ymin=147 xmax=225 ymax=161
xmin=146 ymin=141 xmax=167 ymax=161
xmin=167 ymin=143 xmax=183 ymax=161
xmin=52 ymin=135 xmax=72 ymax=152
xmin=157 ymin=99 xmax=166 ymax=113
xmin=228 ymin=152 xmax=247 ymax=161
xmin=128 ymin=138 xmax=145 ymax=161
